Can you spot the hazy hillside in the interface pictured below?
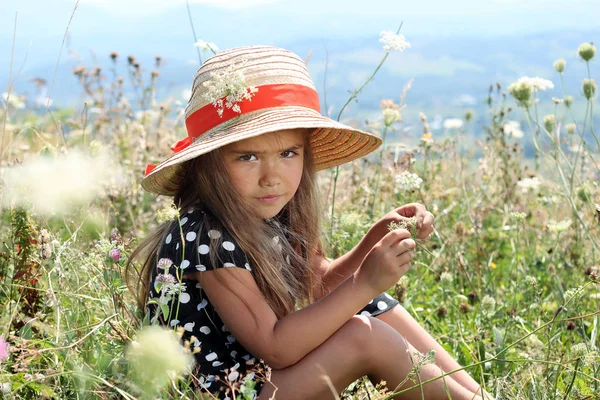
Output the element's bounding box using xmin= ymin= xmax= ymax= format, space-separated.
xmin=2 ymin=28 xmax=597 ymax=127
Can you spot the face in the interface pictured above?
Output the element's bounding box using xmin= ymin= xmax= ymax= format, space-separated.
xmin=222 ymin=129 xmax=305 ymax=219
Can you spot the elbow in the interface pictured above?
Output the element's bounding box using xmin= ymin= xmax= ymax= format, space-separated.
xmin=264 ymin=337 xmax=304 ymax=369
xmin=266 ymin=350 xmax=301 ymax=370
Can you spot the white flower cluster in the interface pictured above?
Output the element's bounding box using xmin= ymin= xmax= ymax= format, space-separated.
xmin=516 ymin=176 xmax=542 ymax=193
xmin=547 ymin=219 xmax=572 ymax=234
xmin=439 ymin=271 xmax=453 ymax=286
xmin=383 ymin=108 xmax=401 ymax=127
xmin=511 ymin=212 xmax=527 ymax=222
xmin=514 ymin=76 xmax=554 ymax=91
xmin=202 ymin=61 xmax=258 ymax=117
xmin=481 ymin=295 xmax=496 ymax=316
xmin=395 ymin=171 xmax=423 ymax=193
xmin=1 ymin=150 xmax=127 ymax=215
xmin=194 ymin=39 xmax=219 ymax=53
xmin=379 ymin=31 xmax=411 ymax=52
xmin=157 ymin=202 xmax=181 ymax=224
xmin=127 ymin=326 xmax=193 ymax=391
xmin=508 ymin=76 xmax=554 ymax=107
xmin=503 ymin=120 xmax=524 ymax=138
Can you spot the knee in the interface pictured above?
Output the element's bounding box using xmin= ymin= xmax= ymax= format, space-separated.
xmin=340 ymin=315 xmax=400 ymax=361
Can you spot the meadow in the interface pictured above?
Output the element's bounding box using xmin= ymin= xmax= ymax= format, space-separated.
xmin=0 ymin=34 xmax=599 ymax=399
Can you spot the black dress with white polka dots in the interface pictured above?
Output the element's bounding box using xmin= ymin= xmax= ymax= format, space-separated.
xmin=145 ymin=206 xmax=398 ymax=399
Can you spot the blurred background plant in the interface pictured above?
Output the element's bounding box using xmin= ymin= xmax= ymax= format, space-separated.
xmin=0 ymin=31 xmax=599 ymax=399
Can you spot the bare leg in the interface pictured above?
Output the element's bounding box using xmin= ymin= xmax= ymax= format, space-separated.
xmin=376 ymin=304 xmax=494 ymax=399
xmin=258 ymin=315 xmax=483 ymax=400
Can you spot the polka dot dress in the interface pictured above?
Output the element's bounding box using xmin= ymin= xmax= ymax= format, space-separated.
xmin=145 ymin=207 xmax=398 ymax=398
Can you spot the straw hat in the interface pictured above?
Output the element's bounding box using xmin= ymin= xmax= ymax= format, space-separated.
xmin=142 ymin=45 xmax=382 ymax=195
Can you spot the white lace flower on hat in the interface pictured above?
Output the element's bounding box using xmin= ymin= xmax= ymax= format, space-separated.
xmin=202 ymin=61 xmax=259 ymax=117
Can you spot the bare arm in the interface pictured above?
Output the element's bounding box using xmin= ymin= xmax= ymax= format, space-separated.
xmin=197 ymin=266 xmax=375 ymax=369
xmin=195 ymin=229 xmax=415 ymax=369
xmin=312 ymin=233 xmax=376 ymax=300
xmin=315 ymin=203 xmax=435 ymax=299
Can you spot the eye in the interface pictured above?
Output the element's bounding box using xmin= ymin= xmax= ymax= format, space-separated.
xmin=238 ymin=154 xmax=257 ymax=162
xmin=281 ymin=150 xmax=298 ymax=158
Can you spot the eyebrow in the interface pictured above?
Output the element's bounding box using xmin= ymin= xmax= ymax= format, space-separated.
xmin=230 ymin=144 xmax=304 ymax=155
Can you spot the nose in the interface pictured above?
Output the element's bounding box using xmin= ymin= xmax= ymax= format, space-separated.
xmin=258 ymin=162 xmax=280 ymax=188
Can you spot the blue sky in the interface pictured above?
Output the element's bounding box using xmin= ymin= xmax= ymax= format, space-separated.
xmin=1 ymin=0 xmax=597 ymax=74
xmin=1 ymin=0 xmax=597 ymax=112
xmin=1 ymin=0 xmax=598 ymax=44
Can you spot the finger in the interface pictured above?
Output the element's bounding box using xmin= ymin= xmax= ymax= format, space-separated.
xmin=396 ymin=250 xmax=415 ymax=264
xmin=395 ymin=203 xmax=425 ymax=218
xmin=398 ymin=261 xmax=412 ymax=274
xmin=417 ymin=212 xmax=435 ymax=238
xmin=381 ymin=229 xmax=412 ymax=247
xmin=419 ymin=210 xmax=434 ymax=229
xmin=395 ymin=238 xmax=416 ymax=255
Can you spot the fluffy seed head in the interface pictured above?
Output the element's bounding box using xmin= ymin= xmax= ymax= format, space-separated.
xmin=543 ymin=114 xmax=556 ymax=133
xmin=578 ymin=42 xmax=596 ymax=62
xmin=583 ymin=78 xmax=597 ymax=100
xmin=553 ymin=58 xmax=566 ymax=73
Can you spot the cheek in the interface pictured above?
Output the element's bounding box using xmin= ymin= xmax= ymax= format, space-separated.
xmin=226 ymin=165 xmax=253 ymax=196
xmin=289 ymin=160 xmax=304 ymax=188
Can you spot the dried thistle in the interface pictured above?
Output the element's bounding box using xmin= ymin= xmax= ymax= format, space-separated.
xmin=388 ymin=218 xmax=435 ymax=258
xmin=387 ymin=217 xmax=418 ymax=239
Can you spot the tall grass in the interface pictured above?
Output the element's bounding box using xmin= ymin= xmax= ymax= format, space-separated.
xmin=0 ymin=36 xmax=598 ymax=399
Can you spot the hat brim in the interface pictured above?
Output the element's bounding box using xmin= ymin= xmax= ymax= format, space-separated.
xmin=141 ymin=106 xmax=381 ymax=195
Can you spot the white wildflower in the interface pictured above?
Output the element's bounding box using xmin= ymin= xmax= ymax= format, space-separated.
xmin=553 ymin=58 xmax=566 ymax=73
xmin=508 ymin=76 xmax=554 ymax=107
xmin=481 ymin=295 xmax=496 ymax=316
xmin=1 ymin=151 xmax=127 ymax=215
xmin=578 ymin=42 xmax=596 ymax=62
xmin=202 ymin=61 xmax=258 ymax=117
xmin=194 ymin=40 xmax=219 ymax=53
xmin=395 ymin=171 xmax=423 ymax=193
xmin=443 ymin=118 xmax=463 ymax=130
xmin=511 ymin=212 xmax=527 ymax=222
xmin=503 ymin=120 xmax=524 ymax=138
xmin=547 ymin=219 xmax=572 ymax=234
xmin=379 ymin=31 xmax=411 ymax=52
xmin=439 ymin=271 xmax=453 ymax=286
xmin=516 ymin=176 xmax=542 ymax=193
xmin=564 ymin=286 xmax=582 ymax=304
xmin=570 ymin=343 xmax=588 ymax=359
xmin=157 ymin=202 xmax=181 ymax=224
xmin=163 ymin=282 xmax=187 ymax=297
xmin=517 ymin=76 xmax=554 ymax=91
xmin=127 ymin=326 xmax=193 ymax=392
xmin=383 ymin=108 xmax=401 ymax=127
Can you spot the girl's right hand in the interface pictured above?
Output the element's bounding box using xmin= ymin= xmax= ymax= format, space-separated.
xmin=354 ymin=229 xmax=416 ymax=294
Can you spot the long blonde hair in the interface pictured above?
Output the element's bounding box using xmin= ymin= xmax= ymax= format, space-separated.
xmin=126 ymin=130 xmax=323 ymax=319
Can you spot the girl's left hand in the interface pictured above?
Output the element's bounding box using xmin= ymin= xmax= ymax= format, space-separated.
xmin=370 ymin=203 xmax=435 ymax=242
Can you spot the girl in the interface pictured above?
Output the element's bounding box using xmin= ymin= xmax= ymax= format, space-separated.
xmin=128 ymin=45 xmax=492 ymax=400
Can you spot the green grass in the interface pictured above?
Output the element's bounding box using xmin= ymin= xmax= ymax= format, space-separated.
xmin=0 ymin=41 xmax=599 ymax=400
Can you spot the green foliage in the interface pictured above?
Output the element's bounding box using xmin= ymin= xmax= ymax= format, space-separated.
xmin=1 ymin=40 xmax=599 ymax=400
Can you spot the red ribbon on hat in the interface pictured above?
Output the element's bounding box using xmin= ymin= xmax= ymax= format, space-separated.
xmin=145 ymin=83 xmax=321 ymax=176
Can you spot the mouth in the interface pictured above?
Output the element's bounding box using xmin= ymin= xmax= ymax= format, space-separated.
xmin=257 ymin=194 xmax=282 ymax=203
